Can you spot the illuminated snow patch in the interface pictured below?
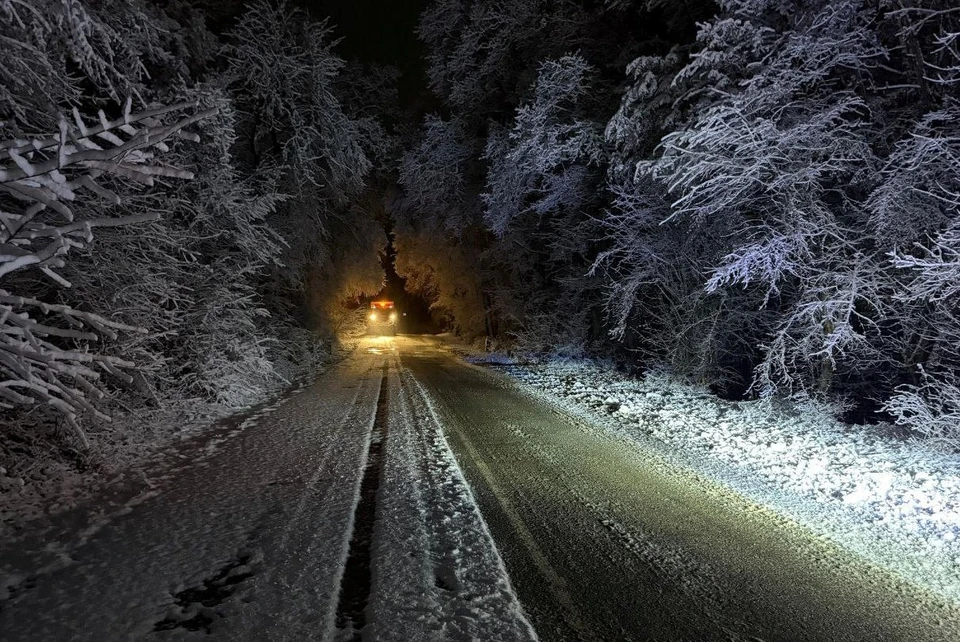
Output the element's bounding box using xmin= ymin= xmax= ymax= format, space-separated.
xmin=484 ymin=358 xmax=960 ymax=603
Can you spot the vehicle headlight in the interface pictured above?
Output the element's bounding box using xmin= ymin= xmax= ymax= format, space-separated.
xmin=369 ymin=312 xmax=377 ymax=321
xmin=389 ymin=313 xmax=397 ymax=321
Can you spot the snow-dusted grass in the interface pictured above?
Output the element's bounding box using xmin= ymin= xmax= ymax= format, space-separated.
xmin=468 ymin=352 xmax=960 ymax=603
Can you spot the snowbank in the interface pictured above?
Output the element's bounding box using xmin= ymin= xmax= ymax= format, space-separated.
xmin=0 ymin=401 xmax=229 ymax=536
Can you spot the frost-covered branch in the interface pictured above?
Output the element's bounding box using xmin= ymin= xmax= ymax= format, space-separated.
xmin=892 ymin=226 xmax=960 ymax=303
xmin=884 ymin=367 xmax=960 ymax=446
xmin=398 ymin=115 xmax=474 ymax=233
xmin=1 ymin=100 xmax=215 ymax=283
xmin=482 ymin=55 xmax=603 ymax=236
xmin=0 ymin=100 xmax=211 ymax=441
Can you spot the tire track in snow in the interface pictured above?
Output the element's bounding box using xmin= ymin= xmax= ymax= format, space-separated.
xmin=361 ymin=345 xmax=539 ymax=642
xmin=333 ymin=364 xmax=390 ymax=639
xmin=432 ymin=406 xmax=597 ymax=642
xmin=243 ymin=361 xmax=381 ymax=640
xmin=274 ymin=372 xmax=369 ymax=553
xmin=403 ymin=370 xmax=543 ymax=641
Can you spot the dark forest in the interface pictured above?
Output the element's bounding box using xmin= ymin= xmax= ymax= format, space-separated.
xmin=2 ymin=0 xmax=960 ymax=458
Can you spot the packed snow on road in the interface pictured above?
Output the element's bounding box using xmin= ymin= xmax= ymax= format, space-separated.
xmin=0 ymin=345 xmax=535 ymax=641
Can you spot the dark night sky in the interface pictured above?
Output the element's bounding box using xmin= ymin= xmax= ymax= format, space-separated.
xmin=293 ymin=0 xmax=431 ymax=106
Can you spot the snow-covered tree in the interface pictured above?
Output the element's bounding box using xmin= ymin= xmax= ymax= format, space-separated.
xmin=885 ymin=225 xmax=960 ymax=443
xmin=635 ymin=0 xmax=889 ymax=396
xmin=482 ymin=55 xmax=603 ymax=235
xmin=0 ymin=0 xmax=158 ymax=135
xmin=398 ymin=116 xmax=477 ymax=235
xmin=479 ymin=55 xmax=607 ymax=351
xmin=63 ymin=90 xmax=295 ymax=408
xmin=869 ymin=106 xmax=960 ymax=247
xmin=875 ymin=4 xmax=960 ymax=441
xmin=393 ymin=224 xmax=489 ymax=339
xmin=225 ymin=0 xmax=381 ymax=323
xmin=225 ymin=0 xmax=370 ymax=200
xmin=597 ymin=0 xmax=960 ymax=427
xmin=1 ymin=0 xmax=388 ymax=452
xmin=418 ymin=0 xmax=585 ymax=114
xmin=213 ymin=0 xmax=389 ymax=382
xmin=0 ymin=99 xmax=213 ymax=440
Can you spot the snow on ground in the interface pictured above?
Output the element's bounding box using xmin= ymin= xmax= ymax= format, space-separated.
xmin=463 ymin=352 xmax=960 ymax=604
xmin=367 ymin=361 xmax=538 ymax=641
xmin=0 ymin=343 xmax=337 ymax=537
xmin=1 ymin=341 xmax=538 ymax=641
xmin=0 ymin=360 xmax=378 ymax=641
xmin=0 ymin=400 xmax=232 ymax=535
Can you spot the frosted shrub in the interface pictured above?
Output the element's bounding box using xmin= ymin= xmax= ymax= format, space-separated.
xmin=270 ymin=326 xmax=329 ymax=385
xmin=885 ymin=376 xmax=960 ymax=448
xmin=0 ymin=100 xmax=213 ymax=442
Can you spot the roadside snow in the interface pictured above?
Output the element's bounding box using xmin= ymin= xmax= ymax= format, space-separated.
xmin=470 ymin=354 xmax=960 ymax=604
xmin=1 ymin=346 xmax=334 ymax=537
xmin=0 ymin=400 xmax=232 ymax=535
xmin=0 ymin=361 xmax=377 ymax=642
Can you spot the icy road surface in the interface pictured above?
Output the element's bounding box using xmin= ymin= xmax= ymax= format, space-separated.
xmin=1 ymin=335 xmax=959 ymax=641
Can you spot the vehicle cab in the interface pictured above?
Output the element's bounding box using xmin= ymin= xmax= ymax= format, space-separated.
xmin=367 ymin=300 xmax=398 ymax=336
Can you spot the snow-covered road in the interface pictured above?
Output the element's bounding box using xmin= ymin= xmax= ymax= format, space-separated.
xmin=404 ymin=336 xmax=960 ymax=642
xmin=0 ymin=337 xmax=534 ymax=641
xmin=1 ymin=335 xmax=958 ymax=641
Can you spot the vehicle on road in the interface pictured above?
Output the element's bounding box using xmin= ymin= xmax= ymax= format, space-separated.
xmin=367 ymin=300 xmax=398 ymax=336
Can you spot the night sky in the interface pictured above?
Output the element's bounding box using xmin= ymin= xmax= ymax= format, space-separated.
xmin=293 ymin=0 xmax=430 ymax=106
